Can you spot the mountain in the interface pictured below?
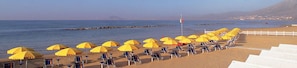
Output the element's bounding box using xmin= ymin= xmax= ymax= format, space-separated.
xmin=198 ymin=0 xmax=297 ymax=20
xmin=251 ymin=0 xmax=297 ymax=18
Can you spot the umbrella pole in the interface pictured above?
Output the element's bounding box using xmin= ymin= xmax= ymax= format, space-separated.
xmin=25 ymin=59 xmax=28 ymax=68
xmin=85 ymin=49 xmax=88 ymax=64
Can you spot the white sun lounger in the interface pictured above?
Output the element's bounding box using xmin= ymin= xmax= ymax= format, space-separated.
xmin=245 ymin=55 xmax=297 ymax=68
xmin=228 ymin=60 xmax=271 ymax=68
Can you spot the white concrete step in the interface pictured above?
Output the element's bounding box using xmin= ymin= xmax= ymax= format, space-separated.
xmin=228 ymin=60 xmax=271 ymax=68
xmin=270 ymin=47 xmax=297 ymax=54
xmin=259 ymin=50 xmax=297 ymax=61
xmin=245 ymin=55 xmax=297 ymax=68
xmin=278 ymin=44 xmax=297 ymax=49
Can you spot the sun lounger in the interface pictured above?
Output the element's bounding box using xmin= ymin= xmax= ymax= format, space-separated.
xmin=3 ymin=62 xmax=14 ymax=68
xmin=128 ymin=55 xmax=141 ymax=65
xmin=100 ymin=58 xmax=116 ymax=68
xmin=170 ymin=49 xmax=181 ymax=59
xmin=151 ymin=52 xmax=163 ymax=62
xmin=43 ymin=59 xmax=54 ymax=68
xmin=160 ymin=47 xmax=168 ymax=53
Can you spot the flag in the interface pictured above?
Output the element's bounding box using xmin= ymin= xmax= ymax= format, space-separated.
xmin=180 ymin=16 xmax=184 ymax=24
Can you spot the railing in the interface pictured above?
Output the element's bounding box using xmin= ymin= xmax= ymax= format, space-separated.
xmin=204 ymin=30 xmax=297 ymax=36
xmin=241 ymin=31 xmax=297 ymax=36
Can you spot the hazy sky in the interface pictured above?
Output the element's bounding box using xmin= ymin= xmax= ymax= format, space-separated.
xmin=0 ymin=0 xmax=282 ymax=20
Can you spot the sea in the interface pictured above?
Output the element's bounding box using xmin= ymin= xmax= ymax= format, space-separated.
xmin=0 ymin=20 xmax=295 ymax=58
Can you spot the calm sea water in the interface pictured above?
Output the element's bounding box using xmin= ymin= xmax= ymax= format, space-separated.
xmin=0 ymin=20 xmax=295 ymax=58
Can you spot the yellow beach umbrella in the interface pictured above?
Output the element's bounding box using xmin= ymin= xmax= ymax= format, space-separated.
xmin=9 ymin=51 xmax=42 ymax=60
xmin=225 ymin=32 xmax=238 ymax=37
xmin=209 ymin=36 xmax=222 ymax=41
xmin=124 ymin=40 xmax=140 ymax=45
xmin=143 ymin=42 xmax=160 ymax=48
xmin=175 ymin=35 xmax=187 ymax=40
xmin=222 ymin=36 xmax=232 ymax=40
xmin=187 ymin=34 xmax=199 ymax=39
xmin=143 ymin=38 xmax=158 ymax=43
xmin=196 ymin=37 xmax=209 ymax=42
xmin=207 ymin=32 xmax=218 ymax=36
xmin=160 ymin=37 xmax=173 ymax=41
xmin=90 ymin=46 xmax=108 ymax=53
xmin=55 ymin=48 xmax=83 ymax=56
xmin=46 ymin=44 xmax=68 ymax=50
xmin=9 ymin=51 xmax=43 ymax=68
xmin=179 ymin=38 xmax=194 ymax=43
xmin=76 ymin=42 xmax=96 ymax=49
xmin=7 ymin=47 xmax=34 ymax=54
xmin=117 ymin=44 xmax=138 ymax=51
xmin=163 ymin=40 xmax=178 ymax=46
xmin=102 ymin=40 xmax=119 ymax=47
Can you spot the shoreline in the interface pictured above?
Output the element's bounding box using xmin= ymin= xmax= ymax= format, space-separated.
xmin=1 ymin=26 xmax=297 ymax=68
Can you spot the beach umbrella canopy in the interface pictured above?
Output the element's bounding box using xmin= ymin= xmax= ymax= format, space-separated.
xmin=209 ymin=36 xmax=222 ymax=41
xmin=175 ymin=35 xmax=187 ymax=40
xmin=207 ymin=32 xmax=218 ymax=36
xmin=7 ymin=47 xmax=34 ymax=54
xmin=9 ymin=51 xmax=42 ymax=60
xmin=46 ymin=44 xmax=68 ymax=50
xmin=163 ymin=39 xmax=178 ymax=46
xmin=76 ymin=42 xmax=96 ymax=49
xmin=200 ymin=34 xmax=211 ymax=39
xmin=196 ymin=37 xmax=209 ymax=42
xmin=222 ymin=36 xmax=232 ymax=40
xmin=143 ymin=42 xmax=160 ymax=48
xmin=160 ymin=37 xmax=173 ymax=41
xmin=117 ymin=44 xmax=138 ymax=51
xmin=124 ymin=40 xmax=140 ymax=45
xmin=90 ymin=46 xmax=108 ymax=53
xmin=179 ymin=38 xmax=194 ymax=43
xmin=143 ymin=38 xmax=158 ymax=43
xmin=55 ymin=48 xmax=83 ymax=56
xmin=102 ymin=40 xmax=119 ymax=47
xmin=187 ymin=34 xmax=199 ymax=39
xmin=225 ymin=32 xmax=238 ymax=37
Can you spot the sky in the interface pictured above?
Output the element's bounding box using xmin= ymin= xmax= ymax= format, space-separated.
xmin=0 ymin=0 xmax=282 ymax=20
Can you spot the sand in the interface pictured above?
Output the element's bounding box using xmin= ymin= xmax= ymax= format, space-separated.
xmin=1 ymin=26 xmax=297 ymax=68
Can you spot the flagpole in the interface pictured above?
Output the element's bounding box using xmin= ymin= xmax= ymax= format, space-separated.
xmin=180 ymin=14 xmax=184 ymax=36
xmin=181 ymin=22 xmax=183 ymax=36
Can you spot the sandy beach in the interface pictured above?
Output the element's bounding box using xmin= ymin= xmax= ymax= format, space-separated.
xmin=1 ymin=26 xmax=297 ymax=68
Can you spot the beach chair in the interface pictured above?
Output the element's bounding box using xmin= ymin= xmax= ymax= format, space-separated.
xmin=201 ymin=45 xmax=210 ymax=53
xmin=187 ymin=47 xmax=196 ymax=56
xmin=123 ymin=52 xmax=130 ymax=58
xmin=74 ymin=62 xmax=83 ymax=68
xmin=170 ymin=49 xmax=181 ymax=59
xmin=3 ymin=62 xmax=14 ymax=68
xmin=43 ymin=59 xmax=54 ymax=68
xmin=128 ymin=55 xmax=142 ymax=65
xmin=213 ymin=43 xmax=222 ymax=51
xmin=143 ymin=49 xmax=151 ymax=55
xmin=101 ymin=53 xmax=108 ymax=61
xmin=74 ymin=56 xmax=83 ymax=63
xmin=160 ymin=47 xmax=168 ymax=53
xmin=175 ymin=46 xmax=184 ymax=51
xmin=151 ymin=52 xmax=163 ymax=62
xmin=100 ymin=58 xmax=116 ymax=68
xmin=188 ymin=43 xmax=195 ymax=49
